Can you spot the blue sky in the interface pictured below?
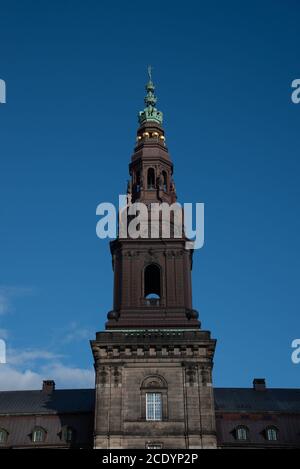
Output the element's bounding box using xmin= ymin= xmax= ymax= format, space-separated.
xmin=0 ymin=0 xmax=299 ymax=390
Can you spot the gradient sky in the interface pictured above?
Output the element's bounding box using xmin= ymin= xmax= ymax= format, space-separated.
xmin=0 ymin=0 xmax=299 ymax=390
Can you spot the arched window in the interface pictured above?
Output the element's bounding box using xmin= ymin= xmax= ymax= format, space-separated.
xmin=136 ymin=170 xmax=141 ymax=192
xmin=144 ymin=264 xmax=161 ymax=302
xmin=266 ymin=426 xmax=279 ymax=441
xmin=0 ymin=428 xmax=8 ymax=444
xmin=147 ymin=168 xmax=155 ymax=189
xmin=235 ymin=426 xmax=249 ymax=441
xmin=162 ymin=171 xmax=167 ymax=191
xmin=141 ymin=375 xmax=168 ymax=421
xmin=32 ymin=426 xmax=46 ymax=443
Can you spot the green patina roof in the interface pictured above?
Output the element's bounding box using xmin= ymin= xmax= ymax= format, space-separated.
xmin=138 ymin=65 xmax=163 ymax=125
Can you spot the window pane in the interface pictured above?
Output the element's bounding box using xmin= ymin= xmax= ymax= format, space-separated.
xmin=237 ymin=427 xmax=247 ymax=440
xmin=146 ymin=393 xmax=162 ymax=421
xmin=154 ymin=393 xmax=162 ymax=420
xmin=33 ymin=429 xmax=44 ymax=442
xmin=267 ymin=428 xmax=278 ymax=441
xmin=0 ymin=430 xmax=7 ymax=443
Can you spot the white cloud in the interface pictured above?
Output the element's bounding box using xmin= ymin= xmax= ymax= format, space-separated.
xmin=46 ymin=321 xmax=92 ymax=347
xmin=40 ymin=362 xmax=95 ymax=388
xmin=0 ymin=362 xmax=94 ymax=391
xmin=0 ymin=292 xmax=95 ymax=391
xmin=0 ymin=365 xmax=43 ymax=390
xmin=8 ymin=349 xmax=63 ymax=366
xmin=0 ymin=286 xmax=35 ymax=316
xmin=0 ymin=345 xmax=95 ymax=390
xmin=63 ymin=329 xmax=91 ymax=343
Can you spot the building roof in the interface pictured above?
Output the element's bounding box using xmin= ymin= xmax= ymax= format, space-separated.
xmin=214 ymin=388 xmax=300 ymax=413
xmin=1 ymin=386 xmax=300 ymax=416
xmin=0 ymin=389 xmax=95 ymax=415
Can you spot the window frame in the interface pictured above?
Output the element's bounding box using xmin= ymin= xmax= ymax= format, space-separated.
xmin=147 ymin=167 xmax=156 ymax=190
xmin=266 ymin=426 xmax=279 ymax=441
xmin=146 ymin=392 xmax=162 ymax=421
xmin=146 ymin=442 xmax=163 ymax=449
xmin=162 ymin=170 xmax=168 ymax=191
xmin=32 ymin=426 xmax=46 ymax=443
xmin=0 ymin=428 xmax=8 ymax=444
xmin=235 ymin=425 xmax=249 ymax=441
xmin=61 ymin=425 xmax=76 ymax=443
xmin=141 ymin=375 xmax=168 ymax=421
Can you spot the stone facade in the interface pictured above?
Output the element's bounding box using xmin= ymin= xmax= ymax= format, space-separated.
xmin=91 ymin=330 xmax=216 ymax=449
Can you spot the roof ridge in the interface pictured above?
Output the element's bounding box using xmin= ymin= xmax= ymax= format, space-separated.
xmin=0 ymin=388 xmax=95 ymax=393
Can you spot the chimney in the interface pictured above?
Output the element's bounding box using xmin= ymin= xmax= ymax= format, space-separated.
xmin=253 ymin=378 xmax=266 ymax=391
xmin=42 ymin=380 xmax=55 ymax=394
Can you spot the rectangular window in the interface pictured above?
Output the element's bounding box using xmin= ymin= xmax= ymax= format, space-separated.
xmin=146 ymin=392 xmax=162 ymax=421
xmin=146 ymin=443 xmax=163 ymax=449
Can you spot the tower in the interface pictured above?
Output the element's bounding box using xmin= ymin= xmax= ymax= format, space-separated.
xmin=91 ymin=69 xmax=217 ymax=449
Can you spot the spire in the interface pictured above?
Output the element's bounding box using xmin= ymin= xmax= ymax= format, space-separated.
xmin=138 ymin=65 xmax=163 ymax=125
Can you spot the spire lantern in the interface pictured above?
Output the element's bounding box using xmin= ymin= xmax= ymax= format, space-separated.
xmin=138 ymin=65 xmax=163 ymax=125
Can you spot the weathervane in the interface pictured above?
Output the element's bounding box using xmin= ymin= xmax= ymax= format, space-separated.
xmin=147 ymin=65 xmax=153 ymax=82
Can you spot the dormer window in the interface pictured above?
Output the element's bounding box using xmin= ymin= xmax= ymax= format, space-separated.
xmin=62 ymin=425 xmax=76 ymax=443
xmin=235 ymin=426 xmax=249 ymax=441
xmin=0 ymin=428 xmax=8 ymax=444
xmin=32 ymin=426 xmax=46 ymax=443
xmin=266 ymin=426 xmax=279 ymax=441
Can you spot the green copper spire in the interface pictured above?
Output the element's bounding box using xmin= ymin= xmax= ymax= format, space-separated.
xmin=138 ymin=66 xmax=163 ymax=125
